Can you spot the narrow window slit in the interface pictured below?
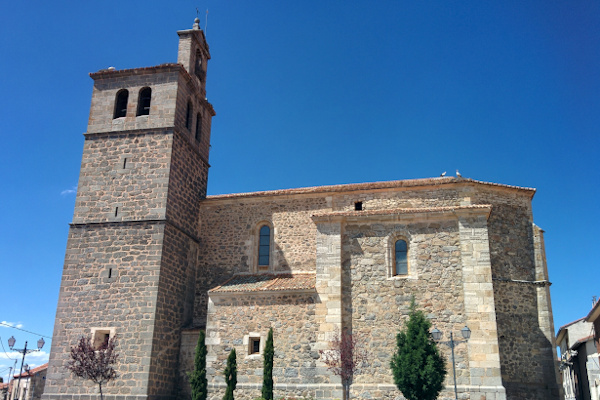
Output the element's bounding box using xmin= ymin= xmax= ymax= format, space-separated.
xmin=108 ymin=268 xmax=112 ymax=278
xmin=115 ymin=207 xmax=119 ymax=217
xmin=123 ymin=158 xmax=127 ymax=169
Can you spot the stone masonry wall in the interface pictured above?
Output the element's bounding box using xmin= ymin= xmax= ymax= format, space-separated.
xmin=148 ymin=223 xmax=199 ymax=399
xmin=88 ymin=69 xmax=181 ymax=134
xmin=73 ymin=131 xmax=173 ymax=224
xmin=472 ymin=188 xmax=560 ymax=399
xmin=166 ymin=129 xmax=208 ymax=239
xmin=44 ymin=222 xmax=165 ymax=399
xmin=332 ymin=186 xmax=463 ymax=211
xmin=343 ymin=219 xmax=470 ymax=389
xmin=174 ymin=72 xmax=213 ymax=169
xmin=195 ymin=196 xmax=330 ymax=327
xmin=177 ymin=29 xmax=209 ymax=100
xmin=197 ymin=183 xmax=558 ymax=399
xmin=206 ymin=293 xmax=324 ymax=400
xmin=196 ymin=185 xmax=471 ymax=331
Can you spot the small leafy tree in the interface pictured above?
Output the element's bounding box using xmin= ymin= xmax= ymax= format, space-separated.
xmin=262 ymin=328 xmax=274 ymax=400
xmin=319 ymin=329 xmax=368 ymax=400
xmin=66 ymin=335 xmax=118 ymax=400
xmin=223 ymin=348 xmax=237 ymax=400
xmin=189 ymin=330 xmax=208 ymax=400
xmin=390 ymin=299 xmax=447 ymax=400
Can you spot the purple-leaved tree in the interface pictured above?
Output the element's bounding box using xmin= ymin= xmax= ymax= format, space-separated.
xmin=66 ymin=336 xmax=118 ymax=400
xmin=319 ymin=329 xmax=368 ymax=400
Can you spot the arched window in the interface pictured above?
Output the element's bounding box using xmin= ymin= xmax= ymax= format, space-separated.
xmin=136 ymin=87 xmax=151 ymax=116
xmin=186 ymin=101 xmax=193 ymax=130
xmin=394 ymin=239 xmax=408 ymax=275
xmin=258 ymin=225 xmax=270 ymax=268
xmin=195 ymin=112 xmax=202 ymax=141
xmin=113 ymin=89 xmax=128 ymax=119
xmin=195 ymin=49 xmax=204 ymax=80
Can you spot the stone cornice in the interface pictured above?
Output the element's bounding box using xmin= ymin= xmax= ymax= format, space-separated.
xmin=89 ymin=63 xmax=216 ymax=117
xmin=90 ymin=63 xmax=183 ymax=79
xmin=208 ymin=288 xmax=316 ymax=299
xmin=311 ymin=204 xmax=492 ymax=224
xmin=69 ymin=217 xmax=200 ymax=244
xmin=83 ymin=127 xmax=174 ymax=139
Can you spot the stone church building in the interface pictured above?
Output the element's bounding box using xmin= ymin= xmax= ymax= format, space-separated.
xmin=43 ymin=20 xmax=562 ymax=400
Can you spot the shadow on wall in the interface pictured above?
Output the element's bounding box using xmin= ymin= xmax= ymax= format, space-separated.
xmin=489 ymin=207 xmax=561 ymax=400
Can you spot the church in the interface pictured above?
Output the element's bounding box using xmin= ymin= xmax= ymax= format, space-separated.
xmin=43 ymin=20 xmax=561 ymax=400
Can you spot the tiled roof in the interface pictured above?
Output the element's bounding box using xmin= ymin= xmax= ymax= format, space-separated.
xmin=312 ymin=204 xmax=492 ymax=219
xmin=12 ymin=362 xmax=48 ymax=379
xmin=586 ymin=300 xmax=600 ymax=323
xmin=205 ymin=177 xmax=535 ymax=201
xmin=210 ymin=274 xmax=315 ymax=293
xmin=558 ymin=317 xmax=586 ymax=332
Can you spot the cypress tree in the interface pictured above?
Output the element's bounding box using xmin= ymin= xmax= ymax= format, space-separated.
xmin=189 ymin=330 xmax=208 ymax=400
xmin=390 ymin=298 xmax=447 ymax=400
xmin=262 ymin=328 xmax=274 ymax=400
xmin=223 ymin=348 xmax=237 ymax=400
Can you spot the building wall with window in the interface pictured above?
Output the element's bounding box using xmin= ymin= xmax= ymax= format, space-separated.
xmin=193 ymin=179 xmax=561 ymax=400
xmin=9 ymin=363 xmax=48 ymax=400
xmin=44 ymin=19 xmax=561 ymax=400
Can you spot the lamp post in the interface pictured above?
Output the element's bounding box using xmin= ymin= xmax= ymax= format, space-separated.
xmin=8 ymin=337 xmax=44 ymax=400
xmin=431 ymin=326 xmax=471 ymax=400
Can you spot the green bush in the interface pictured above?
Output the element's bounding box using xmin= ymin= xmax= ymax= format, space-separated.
xmin=262 ymin=328 xmax=274 ymax=400
xmin=189 ymin=330 xmax=208 ymax=400
xmin=390 ymin=298 xmax=446 ymax=400
xmin=223 ymin=348 xmax=237 ymax=400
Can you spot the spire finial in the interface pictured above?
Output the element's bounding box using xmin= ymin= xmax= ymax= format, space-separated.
xmin=193 ymin=9 xmax=200 ymax=30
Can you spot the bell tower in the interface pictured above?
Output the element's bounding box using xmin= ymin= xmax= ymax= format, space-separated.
xmin=44 ymin=19 xmax=215 ymax=400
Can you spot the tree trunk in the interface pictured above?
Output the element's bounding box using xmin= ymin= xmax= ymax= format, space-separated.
xmin=98 ymin=383 xmax=103 ymax=400
xmin=343 ymin=381 xmax=350 ymax=400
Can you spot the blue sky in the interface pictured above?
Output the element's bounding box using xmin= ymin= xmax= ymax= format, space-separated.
xmin=1 ymin=1 xmax=599 ymax=381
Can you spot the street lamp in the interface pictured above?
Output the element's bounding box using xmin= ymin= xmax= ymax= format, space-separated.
xmin=431 ymin=326 xmax=471 ymax=400
xmin=8 ymin=336 xmax=45 ymax=400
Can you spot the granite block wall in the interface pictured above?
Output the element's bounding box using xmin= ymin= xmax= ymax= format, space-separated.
xmin=205 ymin=293 xmax=323 ymax=400
xmin=87 ymin=68 xmax=181 ymax=134
xmin=72 ymin=130 xmax=172 ymax=224
xmin=44 ymin=222 xmax=165 ymax=399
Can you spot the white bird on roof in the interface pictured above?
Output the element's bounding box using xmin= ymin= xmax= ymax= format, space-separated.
xmin=440 ymin=171 xmax=446 ymax=177
xmin=456 ymin=169 xmax=462 ymax=177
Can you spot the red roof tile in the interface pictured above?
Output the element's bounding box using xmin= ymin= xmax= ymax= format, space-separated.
xmin=12 ymin=363 xmax=48 ymax=379
xmin=205 ymin=177 xmax=535 ymax=201
xmin=210 ymin=274 xmax=315 ymax=293
xmin=586 ymin=300 xmax=600 ymax=323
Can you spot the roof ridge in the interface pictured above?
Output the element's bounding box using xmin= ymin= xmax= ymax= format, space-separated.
xmin=205 ymin=177 xmax=535 ymax=201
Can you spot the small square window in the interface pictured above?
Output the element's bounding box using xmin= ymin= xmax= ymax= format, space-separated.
xmin=91 ymin=327 xmax=116 ymax=350
xmin=249 ymin=337 xmax=261 ymax=355
xmin=355 ymin=201 xmax=363 ymax=211
xmin=93 ymin=330 xmax=110 ymax=349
